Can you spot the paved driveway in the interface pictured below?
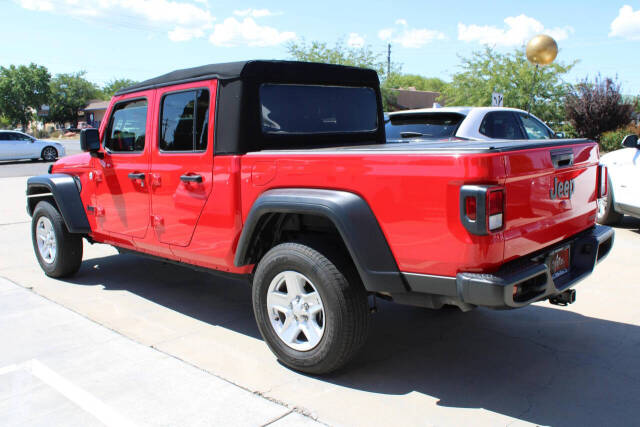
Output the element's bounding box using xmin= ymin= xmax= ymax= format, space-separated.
xmin=1 ymin=175 xmax=639 ymax=426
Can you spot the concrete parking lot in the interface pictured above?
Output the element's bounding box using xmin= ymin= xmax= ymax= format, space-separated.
xmin=1 ymin=169 xmax=639 ymax=426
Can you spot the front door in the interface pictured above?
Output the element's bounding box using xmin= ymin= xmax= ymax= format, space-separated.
xmin=94 ymin=93 xmax=154 ymax=238
xmin=149 ymin=82 xmax=216 ymax=247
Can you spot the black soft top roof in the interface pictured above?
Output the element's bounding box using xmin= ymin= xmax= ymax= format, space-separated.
xmin=115 ymin=60 xmax=380 ymax=95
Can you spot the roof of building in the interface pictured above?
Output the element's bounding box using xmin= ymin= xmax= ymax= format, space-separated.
xmin=84 ymin=100 xmax=110 ymax=111
xmin=115 ymin=60 xmax=380 ymax=96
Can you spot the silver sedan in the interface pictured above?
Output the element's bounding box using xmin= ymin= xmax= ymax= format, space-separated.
xmin=0 ymin=131 xmax=66 ymax=161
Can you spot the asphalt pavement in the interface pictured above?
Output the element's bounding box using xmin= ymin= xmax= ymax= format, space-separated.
xmin=1 ymin=172 xmax=639 ymax=426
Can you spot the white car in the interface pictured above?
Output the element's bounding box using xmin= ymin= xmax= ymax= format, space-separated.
xmin=0 ymin=131 xmax=66 ymax=162
xmin=385 ymin=106 xmax=561 ymax=142
xmin=597 ymin=134 xmax=640 ymax=224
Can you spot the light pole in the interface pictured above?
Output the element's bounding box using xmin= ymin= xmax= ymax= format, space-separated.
xmin=525 ymin=34 xmax=558 ymax=114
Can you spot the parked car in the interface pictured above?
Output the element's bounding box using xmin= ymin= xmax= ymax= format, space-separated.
xmin=26 ymin=61 xmax=613 ymax=374
xmin=386 ymin=107 xmax=562 ymax=142
xmin=597 ymin=134 xmax=640 ymax=224
xmin=0 ymin=131 xmax=65 ymax=161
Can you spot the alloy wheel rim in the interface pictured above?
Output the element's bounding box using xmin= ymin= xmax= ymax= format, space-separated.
xmin=43 ymin=147 xmax=56 ymax=161
xmin=36 ymin=217 xmax=57 ymax=264
xmin=266 ymin=271 xmax=326 ymax=351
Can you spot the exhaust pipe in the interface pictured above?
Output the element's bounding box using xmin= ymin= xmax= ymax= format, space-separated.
xmin=549 ymin=289 xmax=576 ymax=306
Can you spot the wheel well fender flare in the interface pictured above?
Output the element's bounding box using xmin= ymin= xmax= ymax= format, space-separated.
xmin=27 ymin=174 xmax=90 ymax=234
xmin=235 ymin=188 xmax=408 ymax=294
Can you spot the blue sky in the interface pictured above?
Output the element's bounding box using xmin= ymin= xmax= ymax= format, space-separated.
xmin=2 ymin=0 xmax=639 ymax=93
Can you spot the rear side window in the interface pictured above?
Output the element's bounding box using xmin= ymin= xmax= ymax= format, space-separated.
xmin=0 ymin=133 xmax=8 ymax=141
xmin=260 ymin=84 xmax=378 ymax=135
xmin=104 ymin=99 xmax=147 ymax=152
xmin=518 ymin=113 xmax=552 ymax=139
xmin=160 ymin=89 xmax=210 ymax=152
xmin=385 ymin=113 xmax=464 ymax=140
xmin=479 ymin=111 xmax=524 ymax=140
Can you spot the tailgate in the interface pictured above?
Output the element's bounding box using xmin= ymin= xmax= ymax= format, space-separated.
xmin=502 ymin=142 xmax=599 ymax=262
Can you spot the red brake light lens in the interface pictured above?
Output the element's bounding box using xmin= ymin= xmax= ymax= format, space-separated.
xmin=598 ymin=165 xmax=608 ymax=198
xmin=465 ymin=196 xmax=477 ymax=221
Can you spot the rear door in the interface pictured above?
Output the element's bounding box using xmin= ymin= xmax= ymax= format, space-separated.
xmin=94 ymin=93 xmax=153 ymax=238
xmin=0 ymin=133 xmax=12 ymax=159
xmin=149 ymin=81 xmax=216 ymax=247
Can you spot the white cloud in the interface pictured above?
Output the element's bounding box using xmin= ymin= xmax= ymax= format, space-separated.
xmin=17 ymin=0 xmax=215 ymax=41
xmin=378 ymin=28 xmax=393 ymax=41
xmin=347 ymin=32 xmax=365 ymax=48
xmin=209 ymin=17 xmax=295 ymax=47
xmin=233 ymin=8 xmax=279 ymax=18
xmin=609 ymin=5 xmax=640 ymax=40
xmin=458 ymin=14 xmax=573 ymax=46
xmin=377 ymin=20 xmax=445 ymax=48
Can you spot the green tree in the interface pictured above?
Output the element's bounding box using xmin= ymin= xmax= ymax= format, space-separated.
xmin=102 ymin=78 xmax=138 ymax=99
xmin=384 ymin=73 xmax=448 ymax=93
xmin=49 ymin=72 xmax=100 ymax=126
xmin=442 ymin=47 xmax=576 ymax=125
xmin=0 ymin=63 xmax=51 ymax=129
xmin=286 ymin=39 xmax=400 ymax=110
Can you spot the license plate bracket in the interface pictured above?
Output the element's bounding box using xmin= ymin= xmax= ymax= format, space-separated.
xmin=549 ymin=245 xmax=571 ymax=279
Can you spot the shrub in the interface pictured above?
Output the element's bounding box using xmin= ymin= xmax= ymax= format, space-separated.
xmin=600 ymin=123 xmax=640 ymax=153
xmin=565 ymin=75 xmax=634 ymax=141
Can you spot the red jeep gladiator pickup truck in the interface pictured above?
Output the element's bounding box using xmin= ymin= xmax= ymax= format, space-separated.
xmin=27 ymin=60 xmax=614 ymax=374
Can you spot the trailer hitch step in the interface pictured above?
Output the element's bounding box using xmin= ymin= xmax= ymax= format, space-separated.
xmin=549 ymin=289 xmax=576 ymax=306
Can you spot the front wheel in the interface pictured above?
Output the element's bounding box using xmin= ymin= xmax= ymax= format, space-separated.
xmin=41 ymin=146 xmax=58 ymax=162
xmin=31 ymin=201 xmax=83 ymax=277
xmin=597 ymin=175 xmax=623 ymax=225
xmin=252 ymin=243 xmax=370 ymax=374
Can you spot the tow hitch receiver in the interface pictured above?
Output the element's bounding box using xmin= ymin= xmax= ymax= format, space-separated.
xmin=549 ymin=289 xmax=576 ymax=306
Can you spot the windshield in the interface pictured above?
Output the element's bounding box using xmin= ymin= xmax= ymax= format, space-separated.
xmin=260 ymin=84 xmax=378 ymax=135
xmin=385 ymin=113 xmax=464 ymax=140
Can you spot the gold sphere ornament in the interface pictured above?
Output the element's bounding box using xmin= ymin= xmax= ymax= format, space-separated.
xmin=526 ymin=34 xmax=558 ymax=65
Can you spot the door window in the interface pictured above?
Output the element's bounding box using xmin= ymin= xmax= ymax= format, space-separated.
xmin=518 ymin=113 xmax=552 ymax=139
xmin=479 ymin=111 xmax=524 ymax=139
xmin=159 ymin=89 xmax=209 ymax=152
xmin=0 ymin=133 xmax=8 ymax=141
xmin=104 ymin=99 xmax=147 ymax=152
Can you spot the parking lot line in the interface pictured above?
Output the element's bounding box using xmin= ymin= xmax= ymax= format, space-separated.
xmin=1 ymin=359 xmax=136 ymax=427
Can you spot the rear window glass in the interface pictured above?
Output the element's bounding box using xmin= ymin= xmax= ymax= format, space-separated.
xmin=260 ymin=84 xmax=378 ymax=135
xmin=385 ymin=113 xmax=464 ymax=140
xmin=159 ymin=89 xmax=209 ymax=152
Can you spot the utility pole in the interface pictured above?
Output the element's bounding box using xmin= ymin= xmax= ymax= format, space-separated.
xmin=387 ymin=43 xmax=391 ymax=77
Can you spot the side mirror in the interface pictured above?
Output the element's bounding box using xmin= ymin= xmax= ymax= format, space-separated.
xmin=621 ymin=134 xmax=639 ymax=149
xmin=555 ymin=132 xmax=565 ymax=139
xmin=80 ymin=128 xmax=100 ymax=152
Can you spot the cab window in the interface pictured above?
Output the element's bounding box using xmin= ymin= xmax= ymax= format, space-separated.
xmin=518 ymin=113 xmax=552 ymax=139
xmin=479 ymin=111 xmax=524 ymax=139
xmin=159 ymin=89 xmax=209 ymax=152
xmin=104 ymin=99 xmax=147 ymax=152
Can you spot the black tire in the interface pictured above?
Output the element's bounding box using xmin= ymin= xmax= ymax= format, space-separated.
xmin=31 ymin=201 xmax=83 ymax=277
xmin=252 ymin=242 xmax=370 ymax=374
xmin=41 ymin=146 xmax=58 ymax=162
xmin=597 ymin=174 xmax=623 ymax=225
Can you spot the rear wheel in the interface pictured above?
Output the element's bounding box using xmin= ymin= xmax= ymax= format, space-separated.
xmin=31 ymin=201 xmax=83 ymax=277
xmin=41 ymin=146 xmax=58 ymax=162
xmin=252 ymin=243 xmax=370 ymax=374
xmin=597 ymin=175 xmax=623 ymax=225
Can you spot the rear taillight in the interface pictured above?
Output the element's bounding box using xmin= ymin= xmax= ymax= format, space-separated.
xmin=597 ymin=164 xmax=608 ymax=198
xmin=487 ymin=188 xmax=504 ymax=231
xmin=460 ymin=185 xmax=505 ymax=235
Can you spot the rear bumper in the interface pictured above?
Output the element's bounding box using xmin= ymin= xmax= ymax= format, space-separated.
xmin=399 ymin=225 xmax=614 ymax=310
